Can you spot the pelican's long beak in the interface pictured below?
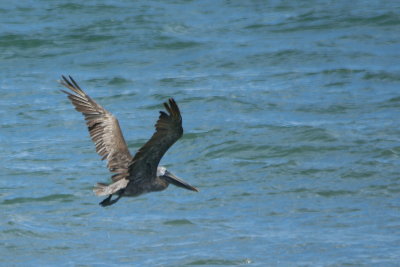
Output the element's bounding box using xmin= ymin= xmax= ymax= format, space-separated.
xmin=164 ymin=171 xmax=199 ymax=192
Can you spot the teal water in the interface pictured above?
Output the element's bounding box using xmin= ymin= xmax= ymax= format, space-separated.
xmin=1 ymin=1 xmax=400 ymax=266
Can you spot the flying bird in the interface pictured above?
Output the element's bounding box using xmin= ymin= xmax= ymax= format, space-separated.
xmin=60 ymin=75 xmax=198 ymax=207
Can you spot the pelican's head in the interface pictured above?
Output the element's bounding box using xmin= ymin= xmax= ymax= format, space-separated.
xmin=157 ymin=166 xmax=199 ymax=192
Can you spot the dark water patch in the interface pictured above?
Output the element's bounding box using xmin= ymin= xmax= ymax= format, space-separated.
xmin=339 ymin=33 xmax=374 ymax=42
xmin=85 ymin=77 xmax=112 ymax=85
xmin=2 ymin=228 xmax=44 ymax=238
xmin=324 ymin=81 xmax=349 ymax=87
xmin=271 ymin=21 xmax=339 ymax=33
xmin=2 ymin=194 xmax=74 ymax=205
xmin=181 ymin=96 xmax=207 ymax=103
xmin=45 ymin=246 xmax=71 ymax=251
xmin=0 ymin=34 xmax=51 ymax=49
xmin=55 ymin=3 xmax=120 ymax=15
xmin=249 ymin=49 xmax=310 ymax=65
xmin=72 ymin=212 xmax=94 ymax=217
xmin=204 ymin=143 xmax=260 ymax=159
xmin=341 ymin=170 xmax=378 ymax=179
xmin=202 ymin=96 xmax=254 ymax=108
xmin=244 ymin=23 xmax=267 ymax=30
xmin=308 ymin=68 xmax=365 ymax=77
xmin=299 ymin=167 xmax=337 ymax=175
xmin=217 ymin=61 xmax=239 ymax=70
xmin=331 ymin=222 xmax=352 ymax=228
xmin=233 ymin=160 xmax=266 ymax=167
xmin=107 ymin=77 xmax=132 ymax=86
xmin=151 ymin=40 xmax=202 ymax=50
xmin=267 ymin=211 xmax=284 ymax=216
xmin=296 ymin=126 xmax=337 ymax=142
xmin=27 ymin=108 xmax=56 ymax=115
xmin=295 ymin=208 xmax=320 ymax=213
xmin=268 ymin=187 xmax=312 ymax=197
xmin=206 ymin=141 xmax=344 ymax=161
xmin=365 ymin=184 xmax=394 ymax=194
xmin=65 ymin=34 xmax=116 ymax=43
xmin=363 ymin=71 xmax=400 ymax=82
xmin=316 ymin=190 xmax=355 ymax=197
xmin=388 ymin=96 xmax=400 ymax=103
xmin=297 ymin=103 xmax=354 ymax=114
xmin=163 ymin=219 xmax=194 ymax=226
xmin=268 ymin=144 xmax=345 ymax=158
xmin=271 ymin=187 xmax=310 ymax=196
xmin=233 ymin=192 xmax=252 ymax=198
xmin=346 ymin=12 xmax=400 ymax=26
xmin=293 ymin=10 xmax=330 ymax=23
xmin=17 ymin=111 xmax=35 ymax=120
xmin=57 ymin=3 xmax=85 ymax=10
xmin=4 ymin=169 xmax=53 ymax=177
xmin=334 ymin=207 xmax=361 ymax=214
xmin=273 ymin=11 xmax=400 ymax=33
xmin=380 ymin=97 xmax=400 ymax=108
xmin=187 ymin=258 xmax=252 ymax=265
xmin=80 ymin=60 xmax=116 ymax=69
xmin=377 ymin=148 xmax=400 ymax=158
xmin=274 ymin=49 xmax=302 ymax=58
xmin=105 ymin=92 xmax=138 ymax=101
xmin=388 ymin=186 xmax=400 ymax=194
xmin=159 ymin=77 xmax=196 ymax=87
xmin=270 ymin=71 xmax=302 ymax=80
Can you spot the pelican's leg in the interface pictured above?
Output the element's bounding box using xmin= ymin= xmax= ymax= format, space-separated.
xmin=99 ymin=195 xmax=113 ymax=207
xmin=99 ymin=190 xmax=124 ymax=207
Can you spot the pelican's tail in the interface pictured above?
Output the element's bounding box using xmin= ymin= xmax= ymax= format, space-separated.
xmin=93 ymin=183 xmax=109 ymax=196
xmin=93 ymin=179 xmax=129 ymax=196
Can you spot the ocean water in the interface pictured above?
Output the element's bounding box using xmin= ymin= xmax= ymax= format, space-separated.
xmin=1 ymin=1 xmax=400 ymax=266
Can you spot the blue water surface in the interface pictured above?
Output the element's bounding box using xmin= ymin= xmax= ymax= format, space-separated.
xmin=1 ymin=1 xmax=400 ymax=266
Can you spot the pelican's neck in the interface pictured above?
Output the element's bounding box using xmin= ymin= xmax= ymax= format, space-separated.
xmin=157 ymin=166 xmax=167 ymax=177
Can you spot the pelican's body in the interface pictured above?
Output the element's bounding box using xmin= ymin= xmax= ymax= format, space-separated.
xmin=60 ymin=76 xmax=198 ymax=207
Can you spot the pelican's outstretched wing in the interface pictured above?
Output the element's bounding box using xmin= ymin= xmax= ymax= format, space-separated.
xmin=60 ymin=75 xmax=132 ymax=182
xmin=128 ymin=98 xmax=183 ymax=183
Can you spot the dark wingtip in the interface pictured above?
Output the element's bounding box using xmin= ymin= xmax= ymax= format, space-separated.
xmin=169 ymin=98 xmax=181 ymax=119
xmin=68 ymin=75 xmax=82 ymax=90
xmin=61 ymin=75 xmax=70 ymax=84
xmin=168 ymin=98 xmax=177 ymax=109
xmin=60 ymin=75 xmax=75 ymax=88
xmin=163 ymin=102 xmax=169 ymax=110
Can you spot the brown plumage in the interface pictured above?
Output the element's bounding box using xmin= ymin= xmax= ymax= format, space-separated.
xmin=60 ymin=75 xmax=198 ymax=207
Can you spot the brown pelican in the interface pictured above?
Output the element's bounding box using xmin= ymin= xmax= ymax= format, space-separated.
xmin=60 ymin=75 xmax=198 ymax=207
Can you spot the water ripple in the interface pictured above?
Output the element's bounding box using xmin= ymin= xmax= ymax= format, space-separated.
xmin=2 ymin=194 xmax=75 ymax=205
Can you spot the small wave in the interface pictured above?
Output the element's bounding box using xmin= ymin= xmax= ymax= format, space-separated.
xmin=363 ymin=71 xmax=400 ymax=82
xmin=151 ymin=40 xmax=202 ymax=50
xmin=2 ymin=194 xmax=74 ymax=205
xmin=163 ymin=219 xmax=194 ymax=226
xmin=316 ymin=190 xmax=355 ymax=197
xmin=187 ymin=258 xmax=252 ymax=265
xmin=0 ymin=34 xmax=49 ymax=49
xmin=2 ymin=228 xmax=44 ymax=238
xmin=107 ymin=77 xmax=132 ymax=86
